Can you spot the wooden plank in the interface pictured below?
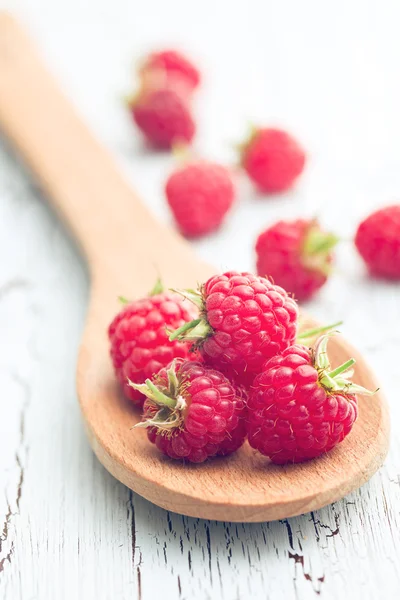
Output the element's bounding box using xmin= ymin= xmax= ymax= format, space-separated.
xmin=1 ymin=0 xmax=400 ymax=596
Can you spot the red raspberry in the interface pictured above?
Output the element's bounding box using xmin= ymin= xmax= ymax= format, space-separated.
xmin=132 ymin=359 xmax=247 ymax=463
xmin=216 ymin=388 xmax=248 ymax=456
xmin=130 ymin=86 xmax=195 ymax=149
xmin=141 ymin=49 xmax=200 ymax=92
xmin=170 ymin=271 xmax=298 ymax=386
xmin=355 ymin=205 xmax=400 ymax=279
xmin=240 ymin=127 xmax=306 ymax=193
xmin=246 ymin=335 xmax=374 ymax=464
xmin=108 ymin=284 xmax=199 ymax=406
xmin=256 ymin=219 xmax=338 ymax=301
xmin=165 ymin=161 xmax=235 ymax=238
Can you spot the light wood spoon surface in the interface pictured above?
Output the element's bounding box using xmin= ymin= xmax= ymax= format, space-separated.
xmin=0 ymin=14 xmax=390 ymax=522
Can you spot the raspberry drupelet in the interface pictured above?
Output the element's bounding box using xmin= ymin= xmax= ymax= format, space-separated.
xmin=246 ymin=335 xmax=375 ymax=464
xmin=108 ymin=281 xmax=199 ymax=406
xmin=170 ymin=271 xmax=298 ymax=386
xmin=256 ymin=219 xmax=338 ymax=301
xmin=131 ymin=359 xmax=247 ymax=462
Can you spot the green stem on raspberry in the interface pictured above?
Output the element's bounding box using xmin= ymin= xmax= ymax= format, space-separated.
xmin=186 ymin=319 xmax=211 ymax=340
xmin=166 ymin=360 xmax=179 ymax=396
xmin=236 ymin=123 xmax=259 ymax=156
xmin=169 ymin=317 xmax=212 ymax=342
xmin=145 ymin=379 xmax=176 ymax=408
xmin=297 ymin=320 xmax=343 ymax=340
xmin=118 ymin=278 xmax=163 ymax=306
xmin=123 ymin=93 xmax=136 ymax=107
xmin=171 ymin=142 xmax=192 ymax=162
xmin=314 ymin=334 xmax=331 ymax=371
xmin=302 ymin=223 xmax=339 ymax=276
xmin=149 ymin=278 xmax=164 ymax=296
xmin=131 ymin=361 xmax=188 ymax=431
xmin=327 ymin=359 xmax=356 ymax=379
xmin=314 ymin=335 xmax=377 ymax=396
xmin=169 ymin=318 xmax=202 ymax=341
xmin=170 ymin=287 xmax=204 ymax=309
xmin=344 ymin=382 xmax=379 ymax=396
xmin=128 ymin=378 xmax=176 ymax=408
xmin=304 ymin=227 xmax=339 ymax=256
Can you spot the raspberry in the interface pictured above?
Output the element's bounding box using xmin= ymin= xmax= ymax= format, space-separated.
xmin=108 ymin=283 xmax=199 ymax=406
xmin=240 ymin=127 xmax=306 ymax=193
xmin=355 ymin=205 xmax=400 ymax=279
xmin=256 ymin=219 xmax=338 ymax=301
xmin=246 ymin=335 xmax=374 ymax=464
xmin=170 ymin=271 xmax=298 ymax=386
xmin=165 ymin=161 xmax=235 ymax=238
xmin=132 ymin=359 xmax=247 ymax=462
xmin=130 ymin=86 xmax=195 ymax=149
xmin=217 ymin=386 xmax=248 ymax=456
xmin=141 ymin=49 xmax=200 ymax=92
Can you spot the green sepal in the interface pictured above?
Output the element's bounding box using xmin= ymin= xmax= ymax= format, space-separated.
xmin=134 ymin=406 xmax=182 ymax=430
xmin=169 ymin=287 xmax=204 ymax=309
xmin=303 ymin=226 xmax=339 ymax=256
xmin=128 ymin=378 xmax=176 ymax=408
xmin=297 ymin=320 xmax=343 ymax=341
xmin=118 ymin=278 xmax=164 ymax=308
xmin=149 ymin=278 xmax=164 ymax=296
xmin=169 ymin=318 xmax=211 ymax=342
xmin=302 ymin=222 xmax=339 ymax=276
xmin=129 ymin=359 xmax=187 ymax=432
xmin=168 ymin=286 xmax=213 ymax=343
xmin=314 ymin=335 xmax=377 ymax=396
xmin=236 ymin=123 xmax=259 ymax=163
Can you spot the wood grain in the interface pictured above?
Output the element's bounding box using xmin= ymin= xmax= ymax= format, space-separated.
xmin=1 ymin=1 xmax=400 ymax=597
xmin=0 ymin=14 xmax=389 ymax=522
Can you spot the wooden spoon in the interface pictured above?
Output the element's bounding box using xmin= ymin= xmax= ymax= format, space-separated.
xmin=0 ymin=14 xmax=389 ymax=522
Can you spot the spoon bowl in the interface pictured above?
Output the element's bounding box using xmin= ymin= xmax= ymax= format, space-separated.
xmin=80 ymin=308 xmax=388 ymax=521
xmin=0 ymin=14 xmax=389 ymax=522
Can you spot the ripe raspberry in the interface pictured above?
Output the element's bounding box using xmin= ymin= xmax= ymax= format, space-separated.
xmin=108 ymin=282 xmax=199 ymax=406
xmin=256 ymin=219 xmax=338 ymax=301
xmin=141 ymin=49 xmax=200 ymax=92
xmin=212 ymin=384 xmax=248 ymax=456
xmin=246 ymin=335 xmax=374 ymax=464
xmin=130 ymin=86 xmax=195 ymax=149
xmin=240 ymin=127 xmax=306 ymax=193
xmin=355 ymin=205 xmax=400 ymax=279
xmin=132 ymin=359 xmax=247 ymax=462
xmin=165 ymin=161 xmax=235 ymax=238
xmin=170 ymin=271 xmax=298 ymax=386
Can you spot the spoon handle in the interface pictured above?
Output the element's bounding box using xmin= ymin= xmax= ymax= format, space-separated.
xmin=0 ymin=13 xmax=165 ymax=274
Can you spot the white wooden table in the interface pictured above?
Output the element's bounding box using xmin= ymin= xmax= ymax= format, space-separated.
xmin=1 ymin=1 xmax=400 ymax=598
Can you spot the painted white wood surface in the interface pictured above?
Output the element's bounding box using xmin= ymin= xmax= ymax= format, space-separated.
xmin=1 ymin=1 xmax=400 ymax=598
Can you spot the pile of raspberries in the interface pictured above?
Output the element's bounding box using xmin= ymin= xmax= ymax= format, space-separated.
xmin=109 ymin=272 xmax=373 ymax=465
xmin=109 ymin=48 xmax=397 ymax=464
xmin=128 ymin=49 xmax=400 ymax=300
